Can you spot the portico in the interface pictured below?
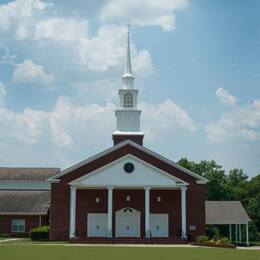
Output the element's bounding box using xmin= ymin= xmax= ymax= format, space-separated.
xmin=68 ymin=154 xmax=188 ymax=240
xmin=69 ymin=184 xmax=188 ymax=240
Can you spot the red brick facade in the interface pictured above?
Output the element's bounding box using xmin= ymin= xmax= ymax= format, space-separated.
xmin=50 ymin=143 xmax=206 ymax=241
xmin=0 ymin=215 xmax=48 ymax=236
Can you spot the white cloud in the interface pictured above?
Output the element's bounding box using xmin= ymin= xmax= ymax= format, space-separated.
xmin=206 ymin=99 xmax=260 ymax=143
xmin=216 ymin=87 xmax=237 ymax=107
xmin=0 ymin=81 xmax=7 ymax=106
xmin=78 ymin=25 xmax=152 ymax=72
xmin=141 ymin=99 xmax=197 ymax=139
xmin=35 ymin=17 xmax=88 ymax=42
xmin=0 ymin=0 xmax=48 ymax=39
xmin=13 ymin=59 xmax=54 ymax=86
xmin=99 ymin=0 xmax=189 ymax=31
xmin=0 ymin=1 xmax=153 ymax=74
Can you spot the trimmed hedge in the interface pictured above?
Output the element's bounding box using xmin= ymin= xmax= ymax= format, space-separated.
xmin=30 ymin=226 xmax=49 ymax=240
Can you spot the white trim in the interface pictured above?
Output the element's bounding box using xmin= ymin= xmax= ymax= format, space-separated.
xmin=206 ymin=221 xmax=250 ymax=225
xmin=112 ymin=131 xmax=144 ymax=136
xmin=0 ymin=212 xmax=48 ymax=216
xmin=68 ymin=154 xmax=189 ymax=187
xmin=47 ymin=140 xmax=208 ymax=183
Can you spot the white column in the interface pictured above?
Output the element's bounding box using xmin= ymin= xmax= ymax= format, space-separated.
xmin=145 ymin=186 xmax=151 ymax=238
xmin=181 ymin=186 xmax=187 ymax=239
xmin=246 ymin=223 xmax=249 ymax=246
xmin=229 ymin=224 xmax=232 ymax=241
xmin=69 ymin=186 xmax=77 ymax=239
xmin=107 ymin=186 xmax=113 ymax=238
xmin=239 ymin=224 xmax=241 ymax=243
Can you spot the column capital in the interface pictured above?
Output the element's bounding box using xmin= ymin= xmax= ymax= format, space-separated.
xmin=180 ymin=186 xmax=187 ymax=191
xmin=144 ymin=186 xmax=151 ymax=190
xmin=107 ymin=186 xmax=114 ymax=190
xmin=70 ymin=185 xmax=77 ymax=191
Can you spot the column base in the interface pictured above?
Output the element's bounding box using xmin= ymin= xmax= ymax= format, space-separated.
xmin=69 ymin=234 xmax=76 ymax=239
xmin=107 ymin=230 xmax=113 ymax=238
xmin=145 ymin=230 xmax=151 ymax=238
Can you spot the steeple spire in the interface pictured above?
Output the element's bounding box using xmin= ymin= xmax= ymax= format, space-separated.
xmin=122 ymin=23 xmax=134 ymax=89
xmin=125 ymin=23 xmax=132 ymax=75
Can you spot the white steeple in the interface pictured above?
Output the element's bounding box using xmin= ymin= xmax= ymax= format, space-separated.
xmin=122 ymin=24 xmax=134 ymax=89
xmin=112 ymin=25 xmax=144 ymax=145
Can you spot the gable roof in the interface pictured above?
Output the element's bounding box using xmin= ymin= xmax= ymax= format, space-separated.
xmin=0 ymin=190 xmax=50 ymax=215
xmin=0 ymin=167 xmax=60 ymax=181
xmin=48 ymin=140 xmax=208 ymax=184
xmin=69 ymin=154 xmax=189 ymax=187
xmin=205 ymin=201 xmax=251 ymax=224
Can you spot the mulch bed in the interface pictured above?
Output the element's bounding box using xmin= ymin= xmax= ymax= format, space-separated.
xmin=191 ymin=242 xmax=236 ymax=249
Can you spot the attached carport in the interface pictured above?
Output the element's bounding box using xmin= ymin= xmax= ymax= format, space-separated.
xmin=205 ymin=201 xmax=251 ymax=246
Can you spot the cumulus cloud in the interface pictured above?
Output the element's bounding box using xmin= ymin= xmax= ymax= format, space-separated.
xmin=141 ymin=99 xmax=197 ymax=139
xmin=0 ymin=81 xmax=6 ymax=106
xmin=0 ymin=0 xmax=49 ymax=39
xmin=99 ymin=0 xmax=189 ymax=31
xmin=13 ymin=59 xmax=54 ymax=86
xmin=216 ymin=88 xmax=237 ymax=107
xmin=35 ymin=17 xmax=89 ymax=42
xmin=206 ymin=100 xmax=260 ymax=143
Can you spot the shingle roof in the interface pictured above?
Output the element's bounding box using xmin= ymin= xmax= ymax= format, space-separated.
xmin=205 ymin=201 xmax=251 ymax=224
xmin=0 ymin=168 xmax=60 ymax=181
xmin=0 ymin=190 xmax=50 ymax=215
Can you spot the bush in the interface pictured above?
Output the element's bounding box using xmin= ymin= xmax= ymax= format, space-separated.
xmin=196 ymin=235 xmax=209 ymax=243
xmin=30 ymin=226 xmax=49 ymax=240
xmin=219 ymin=237 xmax=231 ymax=244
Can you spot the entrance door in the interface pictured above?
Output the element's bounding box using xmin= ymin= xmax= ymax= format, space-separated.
xmin=115 ymin=208 xmax=141 ymax=237
xmin=87 ymin=213 xmax=107 ymax=237
xmin=150 ymin=214 xmax=169 ymax=237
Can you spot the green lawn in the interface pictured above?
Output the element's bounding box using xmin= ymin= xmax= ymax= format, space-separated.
xmin=0 ymin=245 xmax=259 ymax=260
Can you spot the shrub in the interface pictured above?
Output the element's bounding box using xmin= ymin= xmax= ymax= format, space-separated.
xmin=219 ymin=237 xmax=231 ymax=245
xmin=196 ymin=235 xmax=209 ymax=244
xmin=30 ymin=226 xmax=49 ymax=240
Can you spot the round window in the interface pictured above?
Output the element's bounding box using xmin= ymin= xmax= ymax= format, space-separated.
xmin=124 ymin=162 xmax=135 ymax=173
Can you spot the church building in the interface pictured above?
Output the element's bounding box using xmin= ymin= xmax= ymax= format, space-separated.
xmin=47 ymin=29 xmax=208 ymax=242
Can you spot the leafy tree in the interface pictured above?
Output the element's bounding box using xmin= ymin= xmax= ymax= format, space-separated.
xmin=177 ymin=158 xmax=260 ymax=241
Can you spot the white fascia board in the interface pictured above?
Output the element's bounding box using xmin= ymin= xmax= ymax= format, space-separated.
xmin=112 ymin=131 xmax=144 ymax=136
xmin=48 ymin=140 xmax=208 ymax=183
xmin=0 ymin=212 xmax=48 ymax=216
xmin=68 ymin=154 xmax=189 ymax=186
xmin=206 ymin=220 xmax=250 ymax=225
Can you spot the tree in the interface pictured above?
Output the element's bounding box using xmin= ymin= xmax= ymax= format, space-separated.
xmin=177 ymin=157 xmax=260 ymax=241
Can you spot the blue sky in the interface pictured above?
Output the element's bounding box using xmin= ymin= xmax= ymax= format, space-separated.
xmin=0 ymin=0 xmax=259 ymax=177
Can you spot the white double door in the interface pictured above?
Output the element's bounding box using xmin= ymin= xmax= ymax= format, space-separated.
xmin=115 ymin=208 xmax=141 ymax=237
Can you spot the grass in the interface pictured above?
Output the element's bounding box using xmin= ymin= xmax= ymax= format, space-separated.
xmin=0 ymin=244 xmax=259 ymax=260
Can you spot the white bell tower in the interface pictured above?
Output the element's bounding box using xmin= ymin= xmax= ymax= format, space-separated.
xmin=112 ymin=25 xmax=144 ymax=145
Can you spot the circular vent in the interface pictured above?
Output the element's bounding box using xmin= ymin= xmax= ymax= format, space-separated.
xmin=124 ymin=162 xmax=135 ymax=173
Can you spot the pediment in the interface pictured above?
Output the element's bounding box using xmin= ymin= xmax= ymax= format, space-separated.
xmin=69 ymin=154 xmax=188 ymax=187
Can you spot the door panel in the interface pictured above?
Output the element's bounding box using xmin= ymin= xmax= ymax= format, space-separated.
xmin=150 ymin=214 xmax=169 ymax=237
xmin=115 ymin=210 xmax=141 ymax=237
xmin=87 ymin=213 xmax=108 ymax=237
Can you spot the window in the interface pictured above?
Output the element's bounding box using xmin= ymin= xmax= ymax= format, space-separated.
xmin=157 ymin=196 xmax=161 ymax=202
xmin=96 ymin=197 xmax=100 ymax=203
xmin=126 ymin=195 xmax=131 ymax=201
xmin=123 ymin=93 xmax=133 ymax=108
xmin=11 ymin=219 xmax=25 ymax=233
